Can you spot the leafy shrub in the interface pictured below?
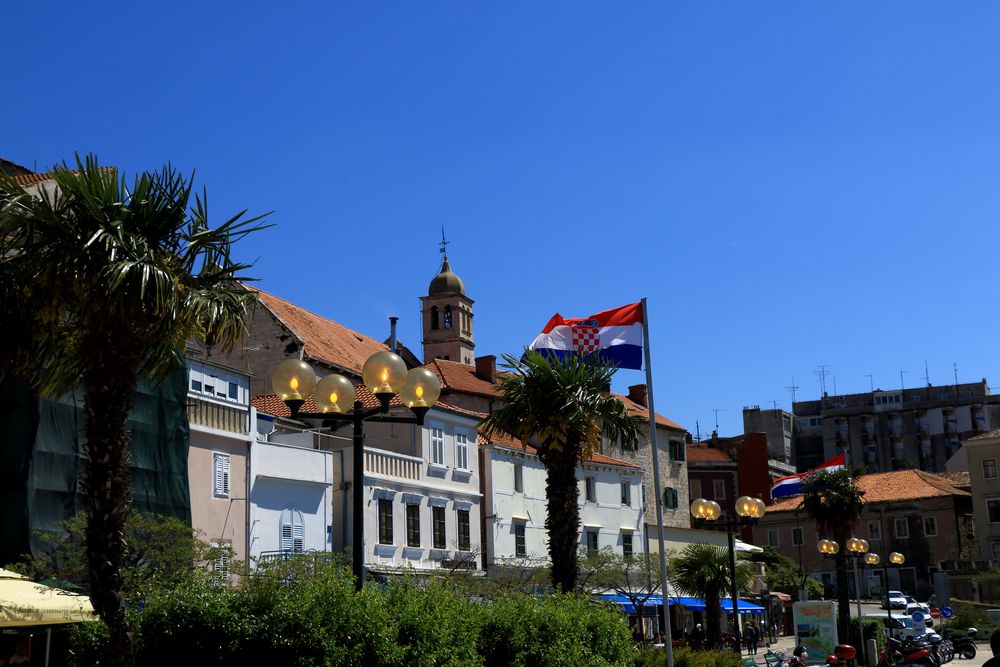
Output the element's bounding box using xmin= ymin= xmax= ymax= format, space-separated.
xmin=941 ymin=601 xmax=1000 ymax=636
xmin=845 ymin=619 xmax=883 ymax=650
xmin=69 ymin=621 xmax=109 ymax=666
xmin=635 ymin=647 xmax=741 ymax=667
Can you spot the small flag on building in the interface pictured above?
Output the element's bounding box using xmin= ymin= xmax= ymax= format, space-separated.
xmin=770 ymin=453 xmax=847 ymax=498
xmin=528 ymin=302 xmax=643 ymax=370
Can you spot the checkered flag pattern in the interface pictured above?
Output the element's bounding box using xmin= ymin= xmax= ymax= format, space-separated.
xmin=570 ymin=325 xmax=601 ymax=354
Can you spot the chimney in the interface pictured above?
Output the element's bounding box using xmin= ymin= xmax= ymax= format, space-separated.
xmin=627 ymin=384 xmax=648 ymax=407
xmin=388 ymin=316 xmax=399 ymax=353
xmin=475 ymin=355 xmax=496 ymax=383
xmin=711 ymin=430 xmax=719 ymax=447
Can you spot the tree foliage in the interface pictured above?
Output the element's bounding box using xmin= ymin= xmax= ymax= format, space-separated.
xmin=480 ymin=351 xmax=641 ymax=593
xmin=671 ymin=544 xmax=753 ymax=649
xmin=748 ymin=546 xmax=823 ymax=600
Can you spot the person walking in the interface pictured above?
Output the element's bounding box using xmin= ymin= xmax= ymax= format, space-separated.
xmin=690 ymin=623 xmax=705 ymax=650
xmin=983 ymin=627 xmax=1000 ymax=667
xmin=745 ymin=620 xmax=760 ymax=655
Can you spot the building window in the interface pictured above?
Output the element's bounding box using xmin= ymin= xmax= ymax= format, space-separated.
xmin=378 ymin=499 xmax=394 ymax=545
xmin=992 ymin=540 xmax=1000 ymax=559
xmin=621 ymin=480 xmax=631 ymax=507
xmin=663 ymin=487 xmax=679 ymax=510
xmin=669 ymin=440 xmax=686 ymax=462
xmin=213 ymin=453 xmax=230 ymax=498
xmin=894 ymin=518 xmax=909 ymax=539
xmin=212 ymin=544 xmax=230 ymax=586
xmin=985 ymin=459 xmax=998 ymax=480
xmin=713 ymin=479 xmax=726 ymax=500
xmin=623 ymin=532 xmax=634 ymax=559
xmin=455 ymin=431 xmax=470 ymax=471
xmin=430 ymin=425 xmax=445 ymax=466
xmin=923 ymin=517 xmax=937 ymax=537
xmin=988 ymin=498 xmax=1000 ymax=523
xmin=783 ymin=415 xmax=791 ymax=431
xmin=514 ymin=522 xmax=526 ymax=558
xmin=792 ymin=527 xmax=804 ymax=546
xmin=432 ymin=506 xmax=446 ymax=549
xmin=430 ymin=305 xmax=439 ymax=330
xmin=868 ymin=521 xmax=881 ymax=541
xmin=690 ymin=479 xmax=702 ymax=500
xmin=457 ymin=509 xmax=471 ymax=551
xmin=443 ymin=305 xmax=453 ymax=329
xmin=767 ymin=529 xmax=780 ymax=547
xmin=191 ymin=379 xmax=202 ymax=392
xmin=228 ymin=381 xmax=238 ymax=400
xmin=586 ymin=530 xmax=599 ymax=553
xmin=406 ymin=503 xmax=421 ymax=548
xmin=585 ymin=476 xmax=596 ymax=503
xmin=513 ymin=463 xmax=523 ymax=493
xmin=280 ymin=508 xmax=305 ymax=552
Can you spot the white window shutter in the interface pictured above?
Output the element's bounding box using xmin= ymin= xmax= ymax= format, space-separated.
xmin=222 ymin=455 xmax=230 ymax=495
xmin=293 ymin=523 xmax=304 ymax=552
xmin=281 ymin=524 xmax=293 ymax=551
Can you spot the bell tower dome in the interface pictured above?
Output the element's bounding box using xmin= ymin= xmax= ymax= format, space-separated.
xmin=421 ymin=234 xmax=474 ymax=365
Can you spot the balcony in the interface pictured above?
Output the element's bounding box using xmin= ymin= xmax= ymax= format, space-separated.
xmin=188 ymin=396 xmax=249 ymax=434
xmin=365 ymin=448 xmax=423 ymax=482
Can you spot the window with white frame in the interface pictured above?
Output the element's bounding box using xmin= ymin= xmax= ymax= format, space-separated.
xmin=213 ymin=453 xmax=230 ymax=498
xmin=621 ymin=479 xmax=631 ymax=507
xmin=792 ymin=527 xmax=803 ymax=546
xmin=430 ymin=424 xmax=445 ymax=466
xmin=923 ymin=517 xmax=937 ymax=537
xmin=984 ymin=459 xmax=998 ymax=480
xmin=280 ymin=508 xmax=305 ymax=552
xmin=713 ymin=479 xmax=726 ymax=500
xmin=585 ymin=476 xmax=596 ymax=503
xmin=767 ymin=529 xmax=780 ymax=547
xmin=894 ymin=518 xmax=909 ymax=539
xmin=378 ymin=499 xmax=394 ymax=545
xmin=868 ymin=521 xmax=881 ymax=540
xmin=514 ymin=522 xmax=526 ymax=558
xmin=622 ymin=531 xmax=634 ymax=559
xmin=455 ymin=430 xmax=470 ymax=471
xmin=457 ymin=509 xmax=471 ymax=551
xmin=586 ymin=529 xmax=599 ymax=553
xmin=212 ymin=543 xmax=230 ymax=586
xmin=513 ymin=463 xmax=524 ymax=493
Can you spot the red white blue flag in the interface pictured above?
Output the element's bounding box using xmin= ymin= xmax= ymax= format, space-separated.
xmin=770 ymin=453 xmax=847 ymax=498
xmin=528 ymin=302 xmax=643 ymax=370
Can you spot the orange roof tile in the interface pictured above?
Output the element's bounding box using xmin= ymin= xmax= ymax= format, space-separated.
xmin=614 ymin=393 xmax=686 ymax=432
xmin=766 ymin=469 xmax=970 ymax=513
xmin=423 ymin=358 xmax=501 ymax=397
xmin=255 ymin=289 xmax=390 ymax=375
xmin=686 ymin=443 xmax=734 ymax=463
xmin=11 ymin=172 xmax=54 ymax=187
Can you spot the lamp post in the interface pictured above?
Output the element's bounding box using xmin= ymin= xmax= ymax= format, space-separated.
xmin=818 ymin=537 xmax=872 ymax=664
xmin=876 ymin=551 xmax=906 ymax=630
xmin=690 ymin=495 xmax=767 ymax=653
xmin=271 ymin=353 xmax=441 ymax=593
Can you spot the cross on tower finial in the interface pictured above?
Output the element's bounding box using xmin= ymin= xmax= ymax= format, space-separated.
xmin=439 ymin=226 xmax=450 ymax=257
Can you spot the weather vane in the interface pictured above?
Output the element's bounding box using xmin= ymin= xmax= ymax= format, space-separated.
xmin=439 ymin=226 xmax=450 ymax=257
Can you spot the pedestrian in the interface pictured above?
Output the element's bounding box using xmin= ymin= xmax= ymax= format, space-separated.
xmin=746 ymin=620 xmax=760 ymax=655
xmin=691 ymin=623 xmax=705 ymax=650
xmin=984 ymin=627 xmax=1000 ymax=667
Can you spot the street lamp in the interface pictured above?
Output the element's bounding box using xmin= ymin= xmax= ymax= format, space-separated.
xmin=270 ymin=353 xmax=441 ymax=592
xmin=818 ymin=537 xmax=871 ymax=665
xmin=691 ymin=495 xmax=766 ymax=653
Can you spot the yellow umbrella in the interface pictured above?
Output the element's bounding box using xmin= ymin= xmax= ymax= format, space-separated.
xmin=0 ymin=568 xmax=96 ymax=627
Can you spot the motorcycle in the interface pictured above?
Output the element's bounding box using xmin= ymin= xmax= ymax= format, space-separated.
xmin=945 ymin=628 xmax=978 ymax=660
xmin=826 ymin=643 xmax=857 ymax=667
xmin=877 ymin=635 xmax=938 ymax=667
xmin=924 ymin=630 xmax=953 ymax=664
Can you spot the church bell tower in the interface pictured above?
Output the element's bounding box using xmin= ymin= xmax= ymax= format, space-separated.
xmin=421 ymin=234 xmax=474 ymax=365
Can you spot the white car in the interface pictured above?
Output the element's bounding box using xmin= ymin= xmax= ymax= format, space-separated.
xmin=882 ymin=590 xmax=907 ymax=610
xmin=905 ymin=596 xmax=932 ymax=626
xmin=866 ymin=613 xmax=928 ymax=642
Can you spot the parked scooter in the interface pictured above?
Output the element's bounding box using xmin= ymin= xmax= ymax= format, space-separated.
xmin=945 ymin=628 xmax=978 ymax=660
xmin=877 ymin=635 xmax=938 ymax=667
xmin=825 ymin=643 xmax=857 ymax=667
xmin=924 ymin=630 xmax=953 ymax=664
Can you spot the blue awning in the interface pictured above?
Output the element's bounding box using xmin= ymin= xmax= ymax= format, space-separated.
xmin=722 ymin=598 xmax=766 ymax=614
xmin=597 ymin=594 xmax=763 ymax=615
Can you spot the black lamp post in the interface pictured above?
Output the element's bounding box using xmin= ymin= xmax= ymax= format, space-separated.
xmin=818 ymin=537 xmax=873 ymax=664
xmin=690 ymin=495 xmax=767 ymax=653
xmin=271 ymin=353 xmax=442 ymax=593
xmin=875 ymin=551 xmax=906 ymax=630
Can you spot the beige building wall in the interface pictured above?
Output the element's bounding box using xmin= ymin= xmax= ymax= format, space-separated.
xmin=964 ymin=433 xmax=1000 ymax=559
xmin=189 ymin=429 xmax=249 ymax=567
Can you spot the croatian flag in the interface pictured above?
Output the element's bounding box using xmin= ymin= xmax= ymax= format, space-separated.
xmin=770 ymin=453 xmax=847 ymax=498
xmin=528 ymin=302 xmax=643 ymax=370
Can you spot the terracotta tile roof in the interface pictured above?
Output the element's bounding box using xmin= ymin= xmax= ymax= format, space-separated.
xmin=937 ymin=471 xmax=971 ymax=488
xmin=422 ymin=358 xmax=502 ymax=397
xmin=11 ymin=172 xmax=54 ymax=187
xmin=0 ymin=157 xmax=33 ymax=177
xmin=766 ymin=469 xmax=971 ymax=513
xmin=968 ymin=429 xmax=1000 ymax=441
xmin=252 ymin=385 xmax=402 ymax=417
xmin=614 ymin=393 xmax=685 ymax=432
xmin=255 ymin=289 xmax=390 ymax=376
xmin=686 ymin=443 xmax=734 ymax=462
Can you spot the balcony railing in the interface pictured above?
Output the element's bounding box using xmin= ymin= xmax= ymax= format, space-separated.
xmin=366 ymin=448 xmax=423 ymax=481
xmin=188 ymin=397 xmax=249 ymax=434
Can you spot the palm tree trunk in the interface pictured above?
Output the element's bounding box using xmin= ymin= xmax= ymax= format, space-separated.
xmin=540 ymin=442 xmax=581 ymax=593
xmin=835 ymin=553 xmax=851 ymax=641
xmin=706 ymin=583 xmax=721 ymax=648
xmin=82 ymin=346 xmax=139 ymax=667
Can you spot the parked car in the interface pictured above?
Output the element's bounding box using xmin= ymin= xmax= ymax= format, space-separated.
xmin=905 ymin=596 xmax=933 ymax=626
xmin=866 ymin=613 xmax=929 ymax=642
xmin=882 ymin=590 xmax=907 ymax=610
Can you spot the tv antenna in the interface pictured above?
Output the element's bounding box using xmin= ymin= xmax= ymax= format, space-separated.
xmin=953 ymin=362 xmax=959 ymax=386
xmin=923 ymin=359 xmax=930 ymax=387
xmin=864 ymin=374 xmax=874 ymax=393
xmin=712 ymin=408 xmax=726 ymax=433
xmin=899 ymin=370 xmax=907 ymax=391
xmin=815 ymin=365 xmax=830 ymax=395
xmin=786 ymin=378 xmax=799 ymax=404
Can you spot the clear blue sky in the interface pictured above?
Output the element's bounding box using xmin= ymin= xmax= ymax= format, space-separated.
xmin=6 ymin=2 xmax=1000 ymax=437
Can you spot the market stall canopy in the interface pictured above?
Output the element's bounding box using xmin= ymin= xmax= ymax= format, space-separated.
xmin=0 ymin=568 xmax=96 ymax=627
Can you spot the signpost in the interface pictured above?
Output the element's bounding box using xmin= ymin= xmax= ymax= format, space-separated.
xmin=941 ymin=607 xmax=954 ymax=620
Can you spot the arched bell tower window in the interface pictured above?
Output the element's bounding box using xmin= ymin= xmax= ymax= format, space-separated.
xmin=443 ymin=305 xmax=453 ymax=329
xmin=430 ymin=305 xmax=439 ymax=330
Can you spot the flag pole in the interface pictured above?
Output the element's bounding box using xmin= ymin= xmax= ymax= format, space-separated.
xmin=641 ymin=297 xmax=674 ymax=667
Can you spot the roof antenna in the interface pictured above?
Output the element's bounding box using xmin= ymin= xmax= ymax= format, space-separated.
xmin=923 ymin=359 xmax=931 ymax=387
xmin=712 ymin=408 xmax=725 ymax=433
xmin=786 ymin=377 xmax=799 ymax=404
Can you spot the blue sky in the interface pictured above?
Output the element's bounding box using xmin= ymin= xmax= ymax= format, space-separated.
xmin=6 ymin=2 xmax=1000 ymax=437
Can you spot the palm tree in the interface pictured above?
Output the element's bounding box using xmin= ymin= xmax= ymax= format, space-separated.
xmin=801 ymin=468 xmax=865 ymax=641
xmin=0 ymin=155 xmax=268 ymax=666
xmin=672 ymin=543 xmax=753 ymax=649
xmin=480 ymin=351 xmax=640 ymax=593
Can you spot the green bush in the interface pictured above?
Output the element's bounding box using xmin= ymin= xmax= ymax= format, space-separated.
xmin=845 ymin=619 xmax=883 ymax=650
xmin=69 ymin=621 xmax=110 ymax=666
xmin=941 ymin=601 xmax=1000 ymax=637
xmin=635 ymin=647 xmax=741 ymax=667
